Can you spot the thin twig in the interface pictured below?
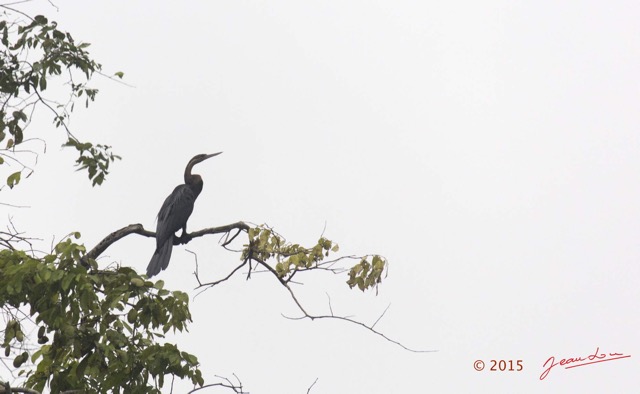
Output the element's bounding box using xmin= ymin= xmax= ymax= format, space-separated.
xmin=187 ymin=373 xmax=245 ymax=394
xmin=221 ymin=228 xmax=243 ymax=247
xmin=194 ymin=259 xmax=249 ymax=291
xmin=326 ymin=292 xmax=334 ymax=316
xmin=250 ymin=256 xmax=436 ymax=353
xmin=371 ymin=303 xmax=391 ymax=330
xmin=307 ymin=378 xmax=318 ymax=394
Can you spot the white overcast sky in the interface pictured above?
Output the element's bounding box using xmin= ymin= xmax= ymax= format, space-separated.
xmin=4 ymin=1 xmax=639 ymax=393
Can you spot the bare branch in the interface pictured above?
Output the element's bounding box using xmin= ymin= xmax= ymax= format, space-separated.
xmin=249 ymin=255 xmax=436 ymax=353
xmin=0 ymin=218 xmax=40 ymax=255
xmin=0 ymin=4 xmax=34 ymax=20
xmin=0 ymin=202 xmax=30 ymax=208
xmin=371 ymin=303 xmax=391 ymax=330
xmin=307 ymin=378 xmax=318 ymax=394
xmin=182 ymin=225 xmax=432 ymax=354
xmin=285 ymin=308 xmax=436 ymax=353
xmin=0 ymin=385 xmax=41 ymax=394
xmin=194 ymin=259 xmax=249 ymax=290
xmin=81 ymin=223 xmax=150 ymax=267
xmin=81 ymin=221 xmax=250 ymax=267
xmin=186 ymin=249 xmax=200 ymax=284
xmin=95 ymin=70 xmax=136 ymax=88
xmin=188 ymin=222 xmax=250 ymax=240
xmin=325 ymin=293 xmax=334 ymax=316
xmin=187 ymin=374 xmax=246 ymax=394
xmin=221 ymin=228 xmax=243 ymax=248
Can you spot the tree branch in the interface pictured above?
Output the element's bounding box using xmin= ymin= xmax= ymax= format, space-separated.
xmin=187 ymin=374 xmax=246 ymax=394
xmin=307 ymin=378 xmax=318 ymax=394
xmin=194 ymin=259 xmax=248 ymax=290
xmin=244 ymin=256 xmax=435 ymax=353
xmin=0 ymin=385 xmax=40 ymax=394
xmin=81 ymin=221 xmax=250 ymax=267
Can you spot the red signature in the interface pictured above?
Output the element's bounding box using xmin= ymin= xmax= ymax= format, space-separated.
xmin=540 ymin=347 xmax=631 ymax=380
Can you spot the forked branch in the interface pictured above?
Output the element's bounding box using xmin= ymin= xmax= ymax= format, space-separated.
xmin=187 ymin=374 xmax=246 ymax=394
xmin=81 ymin=221 xmax=250 ymax=266
xmin=249 ymin=256 xmax=436 ymax=353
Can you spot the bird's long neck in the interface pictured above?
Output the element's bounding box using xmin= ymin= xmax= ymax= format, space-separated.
xmin=184 ymin=164 xmax=204 ymax=197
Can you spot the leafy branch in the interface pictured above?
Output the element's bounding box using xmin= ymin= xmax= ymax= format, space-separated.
xmin=0 ymin=9 xmax=121 ymax=188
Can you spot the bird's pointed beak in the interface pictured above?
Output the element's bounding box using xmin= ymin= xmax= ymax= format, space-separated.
xmin=204 ymin=152 xmax=223 ymax=160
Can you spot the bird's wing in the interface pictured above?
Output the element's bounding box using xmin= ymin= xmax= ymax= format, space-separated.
xmin=155 ymin=184 xmax=197 ymax=247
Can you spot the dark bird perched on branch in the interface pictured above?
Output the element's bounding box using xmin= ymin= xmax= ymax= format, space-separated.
xmin=146 ymin=152 xmax=222 ymax=277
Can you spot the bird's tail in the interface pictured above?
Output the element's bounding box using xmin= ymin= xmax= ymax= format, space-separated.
xmin=146 ymin=239 xmax=173 ymax=277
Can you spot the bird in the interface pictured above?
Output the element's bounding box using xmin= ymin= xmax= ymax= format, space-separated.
xmin=146 ymin=152 xmax=222 ymax=277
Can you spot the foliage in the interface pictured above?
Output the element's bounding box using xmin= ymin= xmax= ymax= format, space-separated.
xmin=346 ymin=255 xmax=387 ymax=292
xmin=0 ymin=9 xmax=120 ymax=188
xmin=0 ymin=234 xmax=203 ymax=393
xmin=244 ymin=225 xmax=387 ymax=292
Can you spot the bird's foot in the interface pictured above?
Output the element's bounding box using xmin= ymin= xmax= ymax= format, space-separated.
xmin=178 ymin=232 xmax=192 ymax=244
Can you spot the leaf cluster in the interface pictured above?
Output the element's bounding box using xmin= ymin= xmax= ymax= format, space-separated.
xmin=63 ymin=139 xmax=119 ymax=186
xmin=243 ymin=225 xmax=386 ymax=291
xmin=0 ymin=235 xmax=202 ymax=393
xmin=346 ymin=255 xmax=387 ymax=292
xmin=244 ymin=226 xmax=340 ymax=278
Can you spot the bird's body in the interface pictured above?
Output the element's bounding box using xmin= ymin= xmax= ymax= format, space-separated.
xmin=146 ymin=152 xmax=221 ymax=277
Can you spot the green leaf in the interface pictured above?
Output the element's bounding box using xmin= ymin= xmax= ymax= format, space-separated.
xmin=13 ymin=351 xmax=28 ymax=368
xmin=127 ymin=309 xmax=137 ymax=323
xmin=34 ymin=15 xmax=48 ymax=24
xmin=93 ymin=172 xmax=105 ymax=186
xmin=114 ymin=71 xmax=124 ymax=78
xmin=7 ymin=171 xmax=21 ymax=188
xmin=173 ymin=291 xmax=189 ymax=303
xmin=182 ymin=352 xmax=198 ymax=365
xmin=76 ymin=353 xmax=91 ymax=379
xmin=31 ymin=347 xmax=43 ymax=363
xmin=61 ymin=273 xmax=75 ymax=291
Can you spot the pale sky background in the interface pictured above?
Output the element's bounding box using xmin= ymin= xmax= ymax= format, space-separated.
xmin=3 ymin=1 xmax=639 ymax=393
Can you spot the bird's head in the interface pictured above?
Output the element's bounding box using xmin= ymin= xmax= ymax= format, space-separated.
xmin=184 ymin=152 xmax=222 ymax=183
xmin=190 ymin=152 xmax=223 ymax=166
